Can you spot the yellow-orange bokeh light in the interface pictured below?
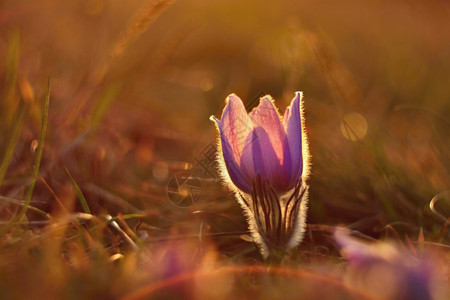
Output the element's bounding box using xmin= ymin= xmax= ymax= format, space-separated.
xmin=340 ymin=112 xmax=368 ymax=141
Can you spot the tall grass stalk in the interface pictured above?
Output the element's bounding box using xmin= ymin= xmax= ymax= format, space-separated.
xmin=4 ymin=31 xmax=20 ymax=125
xmin=17 ymin=80 xmax=50 ymax=223
xmin=0 ymin=106 xmax=25 ymax=186
xmin=66 ymin=0 xmax=176 ymax=126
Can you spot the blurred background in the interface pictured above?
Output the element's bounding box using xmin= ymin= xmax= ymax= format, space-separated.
xmin=0 ymin=0 xmax=449 ymax=298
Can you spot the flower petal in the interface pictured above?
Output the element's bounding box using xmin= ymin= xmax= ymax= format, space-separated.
xmin=250 ymin=96 xmax=290 ymax=165
xmin=220 ymin=94 xmax=254 ymax=165
xmin=211 ymin=116 xmax=252 ymax=193
xmin=240 ymin=126 xmax=290 ymax=191
xmin=284 ymin=92 xmax=303 ymax=183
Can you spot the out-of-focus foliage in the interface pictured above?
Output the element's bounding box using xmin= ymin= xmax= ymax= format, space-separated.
xmin=0 ymin=0 xmax=448 ymax=298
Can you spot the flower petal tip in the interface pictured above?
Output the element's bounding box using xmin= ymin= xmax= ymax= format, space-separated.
xmin=225 ymin=93 xmax=242 ymax=104
xmin=209 ymin=115 xmax=219 ymax=123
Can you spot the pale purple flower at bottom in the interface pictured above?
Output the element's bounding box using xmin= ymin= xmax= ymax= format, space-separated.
xmin=334 ymin=228 xmax=433 ymax=300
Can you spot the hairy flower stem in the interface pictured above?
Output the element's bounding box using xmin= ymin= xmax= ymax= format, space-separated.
xmin=241 ymin=174 xmax=307 ymax=259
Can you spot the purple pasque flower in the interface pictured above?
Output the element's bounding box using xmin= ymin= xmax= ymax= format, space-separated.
xmin=210 ymin=92 xmax=307 ymax=194
xmin=334 ymin=228 xmax=434 ymax=300
xmin=210 ymin=92 xmax=310 ymax=259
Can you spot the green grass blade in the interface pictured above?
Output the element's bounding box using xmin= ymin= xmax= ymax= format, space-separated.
xmin=17 ymin=80 xmax=50 ymax=223
xmin=89 ymin=84 xmax=121 ymax=130
xmin=0 ymin=106 xmax=25 ymax=186
xmin=65 ymin=167 xmax=91 ymax=214
xmin=4 ymin=31 xmax=20 ymax=125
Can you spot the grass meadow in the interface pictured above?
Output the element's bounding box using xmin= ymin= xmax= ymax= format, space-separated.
xmin=0 ymin=0 xmax=449 ymax=299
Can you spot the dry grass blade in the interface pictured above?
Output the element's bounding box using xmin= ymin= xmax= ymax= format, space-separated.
xmin=66 ymin=0 xmax=176 ymax=126
xmin=107 ymin=0 xmax=177 ymax=64
xmin=0 ymin=195 xmax=52 ymax=220
xmin=106 ymin=215 xmax=139 ymax=250
xmin=97 ymin=0 xmax=176 ymax=82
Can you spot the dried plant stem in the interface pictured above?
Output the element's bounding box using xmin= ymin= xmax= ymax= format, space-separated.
xmin=0 ymin=195 xmax=52 ymax=220
xmin=108 ymin=0 xmax=176 ymax=65
xmin=64 ymin=0 xmax=175 ymax=125
xmin=40 ymin=177 xmax=69 ymax=215
xmin=97 ymin=0 xmax=176 ymax=81
xmin=65 ymin=0 xmax=176 ymax=126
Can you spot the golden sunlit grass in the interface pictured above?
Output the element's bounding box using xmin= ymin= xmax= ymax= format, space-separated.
xmin=0 ymin=0 xmax=449 ymax=299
